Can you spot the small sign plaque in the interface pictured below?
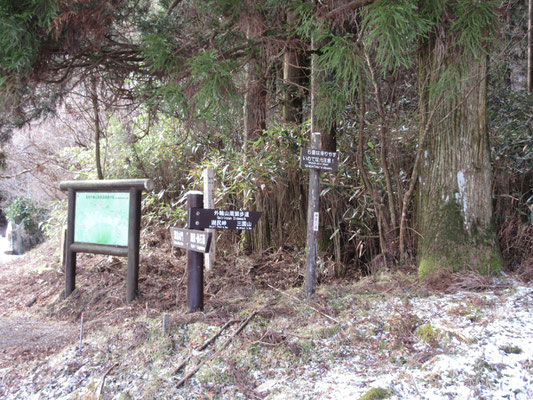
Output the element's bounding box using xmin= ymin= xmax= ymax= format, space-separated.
xmin=313 ymin=212 xmax=319 ymax=232
xmin=300 ymin=148 xmax=338 ymax=171
xmin=171 ymin=228 xmax=212 ymax=253
xmin=190 ymin=209 xmax=263 ymax=230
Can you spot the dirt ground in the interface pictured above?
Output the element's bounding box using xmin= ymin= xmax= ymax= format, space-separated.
xmin=0 ymin=238 xmax=77 ymax=375
xmin=0 ymin=229 xmax=308 ymax=389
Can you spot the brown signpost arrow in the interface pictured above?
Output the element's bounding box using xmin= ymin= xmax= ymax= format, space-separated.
xmin=189 ymin=208 xmax=263 ymax=230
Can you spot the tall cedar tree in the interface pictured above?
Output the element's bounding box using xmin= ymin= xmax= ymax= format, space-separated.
xmin=415 ymin=0 xmax=503 ymax=277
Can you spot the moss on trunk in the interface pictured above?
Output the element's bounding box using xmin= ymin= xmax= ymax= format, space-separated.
xmin=418 ymin=200 xmax=502 ymax=279
xmin=416 ymin=30 xmax=503 ymax=279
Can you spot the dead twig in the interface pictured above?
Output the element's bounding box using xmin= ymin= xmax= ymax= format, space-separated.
xmin=172 ymin=318 xmax=242 ymax=375
xmin=267 ymin=284 xmax=340 ymax=324
xmin=196 ymin=318 xmax=242 ymax=351
xmin=172 ymin=353 xmax=192 ymax=375
xmin=96 ymin=363 xmax=118 ymax=400
xmin=175 ymin=310 xmax=259 ymax=388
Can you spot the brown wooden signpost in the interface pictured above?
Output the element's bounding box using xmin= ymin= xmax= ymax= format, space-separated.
xmin=171 ymin=191 xmax=262 ymax=312
xmin=301 ymin=133 xmax=338 ymax=298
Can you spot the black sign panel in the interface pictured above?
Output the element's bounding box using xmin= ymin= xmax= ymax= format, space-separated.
xmin=189 ymin=209 xmax=263 ymax=230
xmin=171 ymin=228 xmax=212 ymax=253
xmin=300 ymin=148 xmax=338 ymax=171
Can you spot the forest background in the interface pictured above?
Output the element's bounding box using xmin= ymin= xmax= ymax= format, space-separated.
xmin=0 ymin=0 xmax=531 ymax=283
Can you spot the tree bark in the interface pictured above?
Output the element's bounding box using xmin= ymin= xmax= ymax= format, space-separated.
xmin=90 ymin=75 xmax=104 ymax=180
xmin=527 ymin=0 xmax=533 ymax=93
xmin=416 ymin=41 xmax=502 ymax=279
xmin=242 ymin=15 xmax=267 ymax=252
xmin=243 ymin=22 xmax=266 ymax=148
xmin=282 ymin=47 xmax=304 ymax=124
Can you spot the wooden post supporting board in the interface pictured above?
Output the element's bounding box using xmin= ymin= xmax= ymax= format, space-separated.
xmin=65 ymin=188 xmax=76 ymax=297
xmin=300 ymin=131 xmax=338 ymax=298
xmin=187 ymin=191 xmax=205 ymax=312
xmin=305 ymin=132 xmax=321 ymax=298
xmin=203 ymin=168 xmax=216 ymax=270
xmin=171 ymin=203 xmax=261 ymax=310
xmin=127 ymin=187 xmax=142 ymax=302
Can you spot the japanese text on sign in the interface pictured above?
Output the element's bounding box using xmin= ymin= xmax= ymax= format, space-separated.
xmin=190 ymin=208 xmax=262 ymax=230
xmin=171 ymin=228 xmax=212 ymax=253
xmin=300 ymin=148 xmax=339 ymax=171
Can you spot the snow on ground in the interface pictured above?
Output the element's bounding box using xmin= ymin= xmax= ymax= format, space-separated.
xmin=266 ymin=283 xmax=533 ymax=400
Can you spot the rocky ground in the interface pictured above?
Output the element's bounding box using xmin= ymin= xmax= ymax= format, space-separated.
xmin=0 ymin=236 xmax=532 ymax=400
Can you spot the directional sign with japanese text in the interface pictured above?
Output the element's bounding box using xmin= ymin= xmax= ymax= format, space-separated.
xmin=171 ymin=228 xmax=212 ymax=253
xmin=189 ymin=208 xmax=263 ymax=230
xmin=300 ymin=148 xmax=338 ymax=171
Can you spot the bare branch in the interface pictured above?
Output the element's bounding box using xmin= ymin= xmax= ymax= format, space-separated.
xmin=0 ymin=169 xmax=34 ymax=180
xmin=166 ymin=0 xmax=184 ymax=16
xmin=324 ymin=0 xmax=376 ymax=19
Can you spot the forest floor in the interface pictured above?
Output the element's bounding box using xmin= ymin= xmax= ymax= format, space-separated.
xmin=0 ymin=232 xmax=532 ymax=400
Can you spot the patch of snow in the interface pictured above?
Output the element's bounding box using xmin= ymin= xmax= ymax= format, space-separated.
xmin=456 ymin=171 xmax=470 ymax=230
xmin=264 ymin=284 xmax=533 ymax=400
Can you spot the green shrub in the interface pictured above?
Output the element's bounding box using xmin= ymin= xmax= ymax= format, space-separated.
xmin=4 ymin=196 xmax=47 ymax=248
xmin=5 ymin=196 xmax=46 ymax=233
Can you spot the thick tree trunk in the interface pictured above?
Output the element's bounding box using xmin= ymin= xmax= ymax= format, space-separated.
xmin=243 ymin=21 xmax=266 ymax=148
xmin=242 ymin=17 xmax=268 ymax=252
xmin=527 ymin=0 xmax=533 ymax=93
xmin=416 ymin=43 xmax=502 ymax=279
xmin=282 ymin=48 xmax=304 ymax=124
xmin=307 ymin=37 xmax=342 ymax=274
xmin=243 ymin=59 xmax=266 ymax=146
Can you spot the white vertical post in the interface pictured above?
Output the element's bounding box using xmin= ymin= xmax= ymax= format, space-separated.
xmin=203 ymin=168 xmax=216 ymax=270
xmin=305 ymin=132 xmax=321 ymax=298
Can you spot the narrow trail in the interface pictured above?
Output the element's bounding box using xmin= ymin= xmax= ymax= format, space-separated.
xmin=0 ymin=236 xmax=77 ymax=378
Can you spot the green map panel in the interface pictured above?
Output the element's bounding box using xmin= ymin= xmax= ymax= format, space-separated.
xmin=74 ymin=192 xmax=130 ymax=246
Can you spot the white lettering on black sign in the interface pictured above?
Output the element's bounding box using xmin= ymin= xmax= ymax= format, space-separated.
xmin=190 ymin=209 xmax=262 ymax=230
xmin=300 ymin=148 xmax=339 ymax=171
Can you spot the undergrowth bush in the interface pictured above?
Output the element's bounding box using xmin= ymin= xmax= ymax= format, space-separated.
xmin=186 ymin=123 xmax=387 ymax=276
xmin=4 ymin=196 xmax=47 ymax=249
xmin=488 ymin=87 xmax=533 ymax=271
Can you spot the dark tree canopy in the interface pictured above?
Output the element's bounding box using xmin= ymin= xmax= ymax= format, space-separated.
xmin=2 ymin=0 xmax=527 ymax=280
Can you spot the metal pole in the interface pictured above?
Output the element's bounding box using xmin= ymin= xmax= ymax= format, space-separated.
xmin=127 ymin=188 xmax=142 ymax=302
xmin=305 ymin=132 xmax=321 ymax=298
xmin=65 ymin=188 xmax=76 ymax=297
xmin=187 ymin=191 xmax=204 ymax=312
xmin=79 ymin=312 xmax=84 ymax=353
